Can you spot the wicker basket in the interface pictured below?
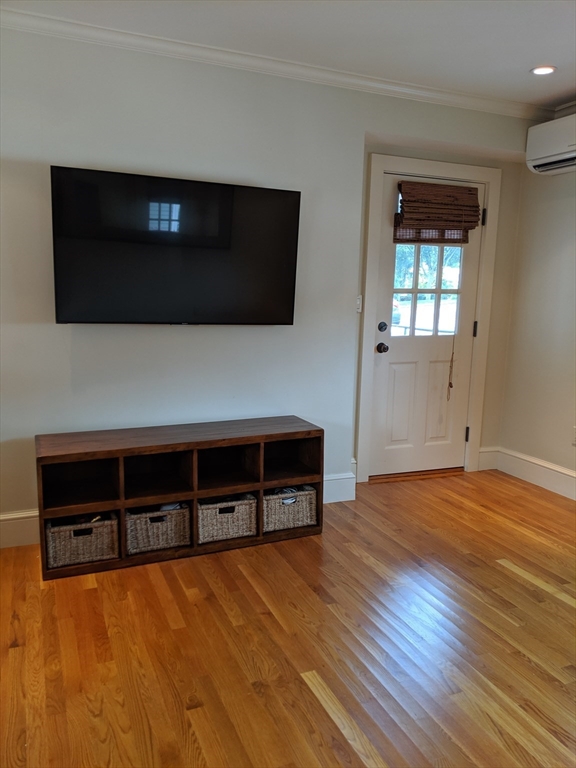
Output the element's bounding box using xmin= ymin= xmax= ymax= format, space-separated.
xmin=264 ymin=486 xmax=316 ymax=532
xmin=46 ymin=513 xmax=119 ymax=569
xmin=126 ymin=504 xmax=190 ymax=554
xmin=198 ymin=494 xmax=257 ymax=544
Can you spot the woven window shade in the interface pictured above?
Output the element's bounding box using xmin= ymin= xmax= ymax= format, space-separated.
xmin=394 ymin=181 xmax=481 ymax=244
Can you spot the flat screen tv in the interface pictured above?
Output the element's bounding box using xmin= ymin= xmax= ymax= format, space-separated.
xmin=50 ymin=166 xmax=301 ymax=324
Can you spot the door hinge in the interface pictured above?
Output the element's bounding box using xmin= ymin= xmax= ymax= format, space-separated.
xmin=465 ymin=426 xmax=470 ymax=442
xmin=481 ymin=208 xmax=487 ymax=226
xmin=356 ymin=295 xmax=363 ymax=313
xmin=473 ymin=321 xmax=478 ymax=337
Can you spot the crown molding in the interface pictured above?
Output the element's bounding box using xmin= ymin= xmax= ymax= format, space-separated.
xmin=555 ymin=100 xmax=576 ymax=119
xmin=1 ymin=8 xmax=554 ymax=121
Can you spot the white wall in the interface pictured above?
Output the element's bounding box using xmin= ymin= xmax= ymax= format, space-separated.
xmin=500 ymin=167 xmax=576 ymax=470
xmin=0 ymin=27 xmax=533 ymax=520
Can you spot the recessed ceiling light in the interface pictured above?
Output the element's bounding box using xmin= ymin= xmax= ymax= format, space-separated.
xmin=531 ymin=66 xmax=557 ymax=75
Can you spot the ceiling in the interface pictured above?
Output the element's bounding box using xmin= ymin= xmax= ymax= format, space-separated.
xmin=1 ymin=0 xmax=575 ymax=118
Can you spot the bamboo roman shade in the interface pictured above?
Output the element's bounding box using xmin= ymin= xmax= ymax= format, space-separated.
xmin=394 ymin=181 xmax=481 ymax=244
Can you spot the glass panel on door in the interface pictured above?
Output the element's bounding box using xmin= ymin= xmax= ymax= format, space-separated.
xmin=415 ymin=293 xmax=435 ymax=335
xmin=391 ymin=244 xmax=463 ymax=337
xmin=441 ymin=246 xmax=462 ymax=289
xmin=438 ymin=293 xmax=458 ymax=335
xmin=418 ymin=245 xmax=439 ymax=289
xmin=392 ymin=293 xmax=412 ymax=336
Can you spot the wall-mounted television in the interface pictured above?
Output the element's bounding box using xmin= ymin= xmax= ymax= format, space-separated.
xmin=50 ymin=166 xmax=301 ymax=324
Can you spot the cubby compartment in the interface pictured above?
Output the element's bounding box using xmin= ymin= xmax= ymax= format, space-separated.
xmin=126 ymin=503 xmax=191 ymax=554
xmin=46 ymin=511 xmax=119 ymax=569
xmin=264 ymin=437 xmax=322 ymax=483
xmin=198 ymin=444 xmax=260 ymax=491
xmin=42 ymin=458 xmax=119 ymax=509
xmin=124 ymin=451 xmax=193 ymax=499
xmin=197 ymin=493 xmax=257 ymax=544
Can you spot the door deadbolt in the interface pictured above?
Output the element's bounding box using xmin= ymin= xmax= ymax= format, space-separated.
xmin=378 ymin=321 xmax=388 ymax=332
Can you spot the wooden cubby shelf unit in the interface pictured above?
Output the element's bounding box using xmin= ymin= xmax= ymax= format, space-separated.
xmin=36 ymin=415 xmax=324 ymax=580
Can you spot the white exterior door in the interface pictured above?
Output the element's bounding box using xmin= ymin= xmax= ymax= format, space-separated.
xmin=369 ymin=172 xmax=484 ymax=476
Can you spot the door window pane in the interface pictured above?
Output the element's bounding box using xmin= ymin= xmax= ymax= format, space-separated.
xmin=415 ymin=294 xmax=435 ymax=335
xmin=394 ymin=245 xmax=415 ymax=289
xmin=392 ymin=293 xmax=411 ymax=336
xmin=418 ymin=246 xmax=439 ymax=289
xmin=442 ymin=247 xmax=462 ymax=288
xmin=391 ymin=246 xmax=464 ymax=337
xmin=439 ymin=294 xmax=458 ymax=335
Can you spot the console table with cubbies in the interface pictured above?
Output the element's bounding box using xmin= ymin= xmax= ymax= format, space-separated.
xmin=35 ymin=415 xmax=323 ymax=580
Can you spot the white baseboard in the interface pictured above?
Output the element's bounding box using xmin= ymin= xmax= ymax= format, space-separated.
xmin=479 ymin=447 xmax=576 ymax=500
xmin=478 ymin=447 xmax=500 ymax=471
xmin=324 ymin=472 xmax=356 ymax=503
xmin=0 ymin=509 xmax=40 ymax=549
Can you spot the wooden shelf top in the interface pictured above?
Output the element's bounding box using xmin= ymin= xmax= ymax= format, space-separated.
xmin=36 ymin=415 xmax=323 ymax=459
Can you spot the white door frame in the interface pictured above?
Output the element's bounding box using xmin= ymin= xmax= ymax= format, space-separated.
xmin=356 ymin=155 xmax=502 ymax=483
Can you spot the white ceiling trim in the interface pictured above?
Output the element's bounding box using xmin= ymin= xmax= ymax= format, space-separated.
xmin=1 ymin=8 xmax=553 ymax=121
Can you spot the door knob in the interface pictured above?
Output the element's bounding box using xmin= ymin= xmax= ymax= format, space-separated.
xmin=376 ymin=343 xmax=389 ymax=353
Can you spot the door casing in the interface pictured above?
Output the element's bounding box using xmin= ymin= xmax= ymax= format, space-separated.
xmin=356 ymin=155 xmax=502 ymax=483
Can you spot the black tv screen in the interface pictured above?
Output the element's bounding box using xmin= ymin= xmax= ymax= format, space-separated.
xmin=50 ymin=166 xmax=301 ymax=324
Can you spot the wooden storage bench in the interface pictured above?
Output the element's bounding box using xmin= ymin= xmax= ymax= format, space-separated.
xmin=35 ymin=415 xmax=323 ymax=580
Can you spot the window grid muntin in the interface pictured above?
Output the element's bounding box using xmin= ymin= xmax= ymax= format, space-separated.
xmin=392 ymin=243 xmax=462 ymax=336
xmin=149 ymin=201 xmax=181 ymax=232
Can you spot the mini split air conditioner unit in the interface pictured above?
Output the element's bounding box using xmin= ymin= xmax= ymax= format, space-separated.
xmin=526 ymin=113 xmax=576 ymax=175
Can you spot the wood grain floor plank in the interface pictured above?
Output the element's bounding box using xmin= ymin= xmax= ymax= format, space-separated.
xmin=257 ymin=596 xmax=431 ymax=764
xmin=472 ymin=654 xmax=576 ymax=751
xmin=203 ymin=566 xmax=411 ymax=767
xmin=83 ymin=583 xmax=114 ymax=664
xmin=53 ymin=593 xmax=99 ymax=768
xmin=239 ymin=551 xmax=474 ymax=767
xmin=100 ymin=569 xmax=186 ymax=767
xmin=63 ymin=694 xmax=101 ymax=768
xmin=497 ymin=558 xmax=576 ymax=607
xmin=204 ymin=554 xmax=383 ymax=767
xmin=146 ymin=562 xmax=188 ymax=630
xmin=404 ymin=561 xmax=574 ymax=684
xmin=323 ymin=600 xmax=525 ymax=768
xmin=0 ymin=547 xmax=16 ymax=665
xmin=446 ymin=659 xmax=575 ymax=767
xmin=1 ymin=471 xmax=575 ymax=767
xmin=195 ymin=556 xmax=248 ymax=628
xmin=320 ymin=525 xmax=520 ymax=688
xmin=302 ymin=670 xmax=391 ymax=768
xmin=159 ymin=560 xmax=203 ymax=623
xmin=121 ymin=574 xmax=205 ymax=767
xmin=1 ymin=646 xmax=26 ymax=768
xmin=408 ymin=493 xmax=571 ymax=584
xmin=186 ymin=673 xmax=254 ymax=768
xmin=89 ymin=659 xmax=144 ymax=768
xmin=187 ymin=595 xmax=301 ymax=768
xmin=22 ymin=578 xmax=47 ymax=768
xmin=450 ymin=690 xmax=543 ymax=768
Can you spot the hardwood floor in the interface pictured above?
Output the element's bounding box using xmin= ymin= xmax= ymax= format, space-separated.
xmin=1 ymin=470 xmax=575 ymax=768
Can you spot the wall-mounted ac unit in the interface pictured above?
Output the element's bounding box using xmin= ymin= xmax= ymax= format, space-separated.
xmin=526 ymin=113 xmax=576 ymax=175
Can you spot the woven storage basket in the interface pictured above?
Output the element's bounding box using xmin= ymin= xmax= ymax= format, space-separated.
xmin=198 ymin=494 xmax=257 ymax=544
xmin=46 ymin=514 xmax=119 ymax=569
xmin=264 ymin=486 xmax=316 ymax=532
xmin=126 ymin=504 xmax=190 ymax=554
